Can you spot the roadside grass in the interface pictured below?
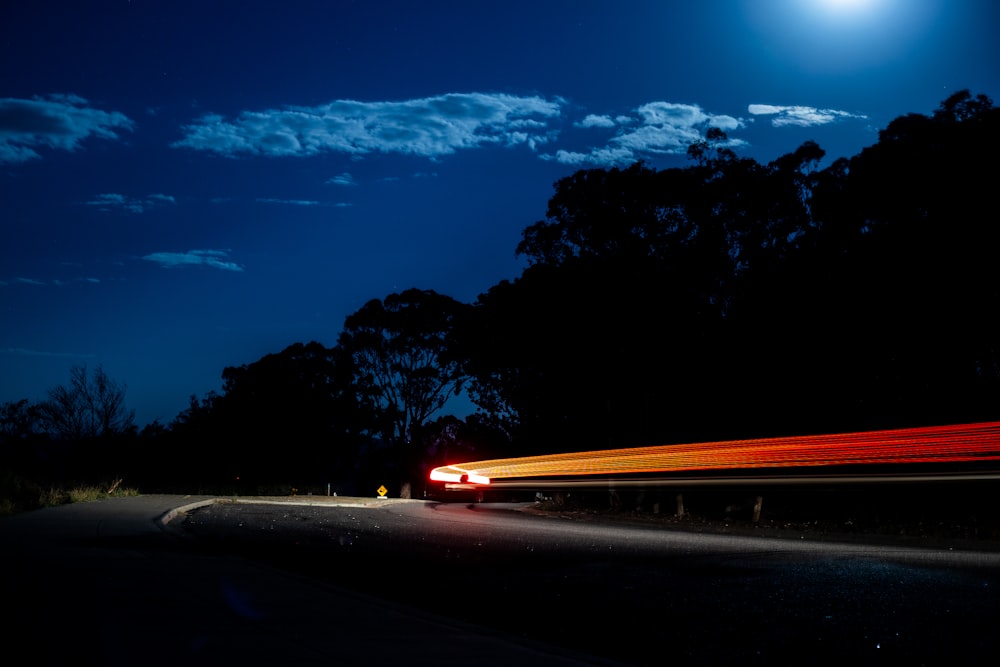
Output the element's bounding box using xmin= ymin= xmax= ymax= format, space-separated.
xmin=0 ymin=472 xmax=140 ymax=517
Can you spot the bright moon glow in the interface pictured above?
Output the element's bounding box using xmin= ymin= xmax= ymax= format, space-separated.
xmin=813 ymin=0 xmax=883 ymax=21
xmin=430 ymin=421 xmax=1000 ymax=484
xmin=799 ymin=0 xmax=896 ymax=26
xmin=820 ymin=0 xmax=870 ymax=10
xmin=744 ymin=0 xmax=940 ymax=74
xmin=810 ymin=0 xmax=918 ymax=26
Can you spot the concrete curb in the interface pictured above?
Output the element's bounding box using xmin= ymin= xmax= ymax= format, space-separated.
xmin=154 ymin=495 xmax=423 ymax=530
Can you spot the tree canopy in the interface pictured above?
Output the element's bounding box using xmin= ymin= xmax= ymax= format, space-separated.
xmin=339 ymin=289 xmax=468 ymax=445
xmin=462 ymin=90 xmax=1000 ymax=451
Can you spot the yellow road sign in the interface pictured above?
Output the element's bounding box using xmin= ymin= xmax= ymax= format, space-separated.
xmin=377 ymin=485 xmax=387 ymax=498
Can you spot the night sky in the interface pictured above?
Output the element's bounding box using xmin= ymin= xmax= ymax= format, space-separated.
xmin=2 ymin=0 xmax=999 ymax=427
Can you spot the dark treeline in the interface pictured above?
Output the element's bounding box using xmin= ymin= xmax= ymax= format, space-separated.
xmin=462 ymin=90 xmax=1000 ymax=452
xmin=3 ymin=91 xmax=999 ymax=503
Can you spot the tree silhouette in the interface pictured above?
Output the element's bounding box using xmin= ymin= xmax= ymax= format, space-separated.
xmin=163 ymin=342 xmax=367 ymax=492
xmin=0 ymin=399 xmax=41 ymax=442
xmin=37 ymin=365 xmax=135 ymax=441
xmin=463 ymin=91 xmax=1000 ymax=449
xmin=226 ymin=343 xmax=361 ymax=484
xmin=339 ymin=289 xmax=469 ymax=494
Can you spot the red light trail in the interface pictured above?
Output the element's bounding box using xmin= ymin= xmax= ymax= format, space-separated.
xmin=429 ymin=421 xmax=1000 ymax=485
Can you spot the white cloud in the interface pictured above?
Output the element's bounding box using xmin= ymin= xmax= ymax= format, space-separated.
xmin=172 ymin=93 xmax=562 ymax=159
xmin=548 ymin=102 xmax=746 ymax=166
xmin=547 ymin=150 xmax=588 ymax=165
xmin=576 ymin=114 xmax=616 ymax=129
xmin=142 ymin=249 xmax=243 ymax=272
xmin=748 ymin=104 xmax=867 ymax=127
xmin=85 ymin=192 xmax=175 ymax=214
xmin=326 ymin=172 xmax=356 ymax=186
xmin=546 ymin=147 xmax=636 ymax=166
xmin=0 ymin=94 xmax=134 ymax=163
xmin=747 ymin=104 xmax=785 ymax=116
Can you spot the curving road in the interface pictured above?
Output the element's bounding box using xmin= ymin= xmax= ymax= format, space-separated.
xmin=0 ymin=496 xmax=621 ymax=666
xmin=182 ymin=499 xmax=1000 ymax=666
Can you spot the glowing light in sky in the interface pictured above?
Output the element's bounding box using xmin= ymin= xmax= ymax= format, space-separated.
xmin=742 ymin=0 xmax=943 ymax=74
xmin=429 ymin=422 xmax=1000 ymax=485
xmin=816 ymin=0 xmax=876 ymax=15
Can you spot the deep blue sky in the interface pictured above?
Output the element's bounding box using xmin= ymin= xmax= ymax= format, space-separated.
xmin=2 ymin=0 xmax=999 ymax=427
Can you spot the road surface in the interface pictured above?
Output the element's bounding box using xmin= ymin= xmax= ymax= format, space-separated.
xmin=0 ymin=495 xmax=621 ymax=666
xmin=182 ymin=499 xmax=1000 ymax=666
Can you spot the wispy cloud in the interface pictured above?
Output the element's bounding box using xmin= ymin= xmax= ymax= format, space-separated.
xmin=575 ymin=114 xmax=617 ymax=129
xmin=85 ymin=192 xmax=175 ymax=213
xmin=747 ymin=104 xmax=867 ymax=127
xmin=548 ymin=102 xmax=746 ymax=166
xmin=326 ymin=172 xmax=356 ymax=186
xmin=142 ymin=249 xmax=243 ymax=272
xmin=0 ymin=93 xmax=134 ymax=163
xmin=256 ymin=198 xmax=321 ymax=206
xmin=3 ymin=276 xmax=101 ymax=287
xmin=172 ymin=92 xmax=562 ymax=159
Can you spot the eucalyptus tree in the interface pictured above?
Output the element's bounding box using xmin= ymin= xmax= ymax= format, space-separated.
xmin=338 ymin=288 xmax=469 ymax=495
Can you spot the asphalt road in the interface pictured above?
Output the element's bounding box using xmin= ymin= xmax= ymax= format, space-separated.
xmin=182 ymin=499 xmax=1000 ymax=666
xmin=0 ymin=496 xmax=621 ymax=667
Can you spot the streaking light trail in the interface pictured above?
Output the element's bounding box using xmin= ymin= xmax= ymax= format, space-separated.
xmin=429 ymin=421 xmax=1000 ymax=485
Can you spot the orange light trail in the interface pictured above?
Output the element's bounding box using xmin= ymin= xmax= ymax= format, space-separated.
xmin=429 ymin=421 xmax=1000 ymax=485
